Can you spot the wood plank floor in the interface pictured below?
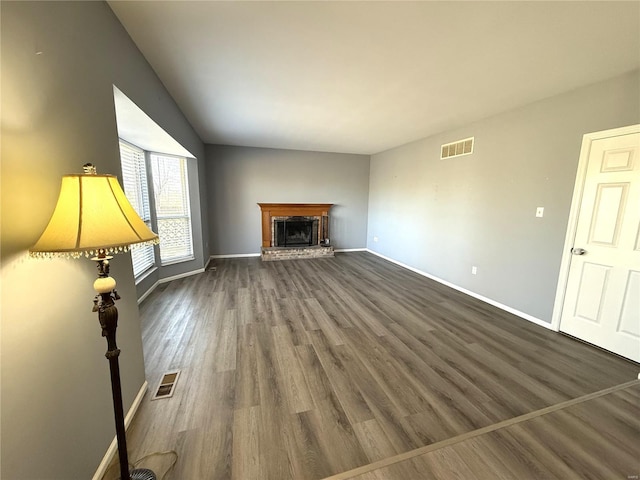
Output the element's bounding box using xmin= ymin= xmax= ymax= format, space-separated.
xmin=103 ymin=252 xmax=639 ymax=479
xmin=333 ymin=381 xmax=640 ymax=480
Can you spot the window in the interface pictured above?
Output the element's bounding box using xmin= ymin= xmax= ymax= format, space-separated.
xmin=119 ymin=141 xmax=155 ymax=277
xmin=150 ymin=153 xmax=194 ymax=264
xmin=119 ymin=142 xmax=195 ymax=277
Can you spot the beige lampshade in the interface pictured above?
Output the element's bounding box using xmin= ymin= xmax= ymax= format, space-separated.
xmin=30 ymin=171 xmax=159 ymax=258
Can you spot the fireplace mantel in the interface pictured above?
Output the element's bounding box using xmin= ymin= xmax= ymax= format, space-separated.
xmin=258 ymin=203 xmax=333 ymax=248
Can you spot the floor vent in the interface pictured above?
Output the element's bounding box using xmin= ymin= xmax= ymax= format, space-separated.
xmin=441 ymin=137 xmax=474 ymax=159
xmin=153 ymin=370 xmax=181 ymax=400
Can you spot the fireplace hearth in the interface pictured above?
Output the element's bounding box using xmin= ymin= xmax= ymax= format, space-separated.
xmin=258 ymin=203 xmax=334 ymax=261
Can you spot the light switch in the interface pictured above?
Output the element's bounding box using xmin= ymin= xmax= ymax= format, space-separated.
xmin=536 ymin=207 xmax=544 ymax=218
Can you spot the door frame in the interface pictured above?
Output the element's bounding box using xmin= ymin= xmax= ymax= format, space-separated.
xmin=551 ymin=124 xmax=640 ymax=332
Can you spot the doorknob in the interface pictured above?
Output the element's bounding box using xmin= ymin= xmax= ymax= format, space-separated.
xmin=571 ymin=247 xmax=587 ymax=255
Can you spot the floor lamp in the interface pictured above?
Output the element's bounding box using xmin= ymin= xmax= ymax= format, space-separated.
xmin=31 ymin=164 xmax=158 ymax=480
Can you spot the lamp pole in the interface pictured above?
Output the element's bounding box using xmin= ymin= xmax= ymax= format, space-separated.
xmin=93 ymin=256 xmax=155 ymax=480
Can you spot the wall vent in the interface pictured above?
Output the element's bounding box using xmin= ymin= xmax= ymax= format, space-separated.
xmin=152 ymin=370 xmax=181 ymax=400
xmin=441 ymin=137 xmax=474 ymax=159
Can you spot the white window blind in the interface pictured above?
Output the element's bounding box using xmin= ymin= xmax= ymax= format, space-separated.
xmin=150 ymin=153 xmax=194 ymax=264
xmin=119 ymin=141 xmax=156 ymax=277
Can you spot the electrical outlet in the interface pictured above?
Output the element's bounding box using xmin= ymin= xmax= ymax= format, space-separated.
xmin=536 ymin=207 xmax=544 ymax=218
xmin=373 ymin=236 xmax=379 ymax=242
xmin=472 ymin=266 xmax=477 ymax=275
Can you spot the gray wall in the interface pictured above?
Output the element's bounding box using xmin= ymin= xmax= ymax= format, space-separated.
xmin=1 ymin=2 xmax=205 ymax=478
xmin=206 ymin=145 xmax=370 ymax=255
xmin=367 ymin=70 xmax=640 ymax=323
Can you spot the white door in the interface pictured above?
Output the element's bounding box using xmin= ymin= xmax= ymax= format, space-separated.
xmin=559 ymin=128 xmax=640 ymax=362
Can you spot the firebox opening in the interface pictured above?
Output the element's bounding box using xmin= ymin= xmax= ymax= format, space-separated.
xmin=275 ymin=217 xmax=319 ymax=247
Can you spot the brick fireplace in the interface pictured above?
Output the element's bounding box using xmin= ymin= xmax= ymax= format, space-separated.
xmin=258 ymin=203 xmax=334 ymax=261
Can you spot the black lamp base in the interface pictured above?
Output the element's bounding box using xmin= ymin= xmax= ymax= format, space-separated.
xmin=93 ymin=256 xmax=157 ymax=480
xmin=130 ymin=468 xmax=156 ymax=480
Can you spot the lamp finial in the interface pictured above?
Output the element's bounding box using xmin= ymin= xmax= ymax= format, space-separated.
xmin=83 ymin=163 xmax=97 ymax=175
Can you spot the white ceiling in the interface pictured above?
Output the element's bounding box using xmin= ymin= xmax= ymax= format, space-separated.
xmin=109 ymin=1 xmax=640 ymax=155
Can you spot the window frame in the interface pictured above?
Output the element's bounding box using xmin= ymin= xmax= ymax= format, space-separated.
xmin=119 ymin=140 xmax=195 ymax=278
xmin=149 ymin=152 xmax=195 ymax=266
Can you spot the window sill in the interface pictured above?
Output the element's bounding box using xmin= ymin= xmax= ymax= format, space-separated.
xmin=161 ymin=255 xmax=195 ymax=267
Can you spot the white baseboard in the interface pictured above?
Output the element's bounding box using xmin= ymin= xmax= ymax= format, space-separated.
xmin=137 ymin=268 xmax=206 ymax=305
xmin=365 ymin=249 xmax=553 ymax=330
xmin=160 ymin=267 xmax=205 ymax=284
xmin=209 ymin=249 xmax=367 ymax=258
xmin=137 ymin=281 xmax=159 ymax=305
xmin=92 ymin=381 xmax=149 ymax=480
xmin=209 ymin=253 xmax=261 ymax=259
